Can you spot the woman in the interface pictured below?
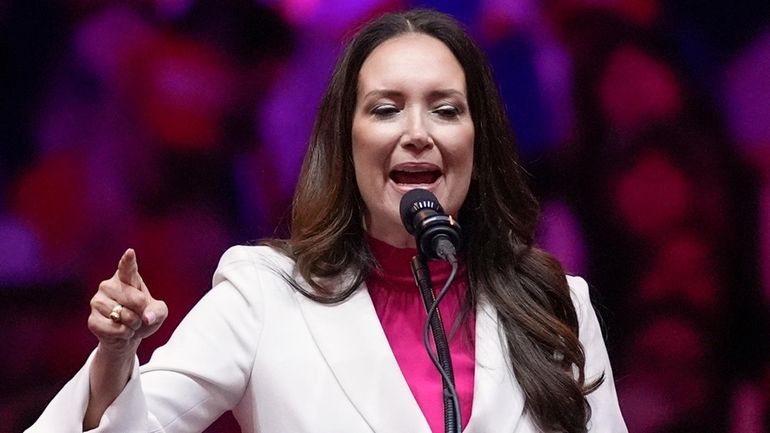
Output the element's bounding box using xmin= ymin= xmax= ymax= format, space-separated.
xmin=27 ymin=9 xmax=626 ymax=433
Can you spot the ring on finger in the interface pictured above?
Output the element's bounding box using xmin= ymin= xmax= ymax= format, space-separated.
xmin=109 ymin=304 xmax=124 ymax=323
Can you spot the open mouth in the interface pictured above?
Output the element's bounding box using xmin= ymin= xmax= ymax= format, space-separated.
xmin=389 ymin=169 xmax=442 ymax=185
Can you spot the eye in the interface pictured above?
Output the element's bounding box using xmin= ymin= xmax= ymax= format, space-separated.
xmin=432 ymin=104 xmax=462 ymax=118
xmin=371 ymin=104 xmax=400 ymax=118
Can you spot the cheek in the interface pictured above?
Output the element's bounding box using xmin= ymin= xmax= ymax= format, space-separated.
xmin=352 ymin=119 xmax=393 ymax=164
xmin=443 ymin=129 xmax=475 ymax=213
xmin=351 ymin=121 xmax=374 ymax=179
xmin=352 ymin=140 xmax=385 ymax=185
xmin=440 ymin=122 xmax=474 ymax=163
xmin=351 ymin=121 xmax=393 ymax=207
xmin=455 ymin=128 xmax=475 ymax=178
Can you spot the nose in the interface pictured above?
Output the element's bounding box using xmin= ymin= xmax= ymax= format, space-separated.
xmin=400 ymin=110 xmax=433 ymax=152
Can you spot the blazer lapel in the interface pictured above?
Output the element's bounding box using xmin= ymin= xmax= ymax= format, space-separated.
xmin=464 ymin=301 xmax=528 ymax=432
xmin=295 ymin=283 xmax=432 ymax=433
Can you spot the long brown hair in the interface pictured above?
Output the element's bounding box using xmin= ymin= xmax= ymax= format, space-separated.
xmin=271 ymin=9 xmax=602 ymax=432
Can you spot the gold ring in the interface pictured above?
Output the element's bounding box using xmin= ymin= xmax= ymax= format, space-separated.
xmin=109 ymin=304 xmax=124 ymax=323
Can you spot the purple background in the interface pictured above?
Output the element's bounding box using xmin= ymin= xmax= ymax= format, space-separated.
xmin=2 ymin=0 xmax=770 ymax=431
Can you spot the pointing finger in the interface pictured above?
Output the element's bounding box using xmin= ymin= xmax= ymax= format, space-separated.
xmin=117 ymin=248 xmax=142 ymax=289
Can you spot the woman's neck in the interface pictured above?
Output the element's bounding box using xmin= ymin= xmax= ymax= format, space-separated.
xmin=364 ymin=217 xmax=416 ymax=249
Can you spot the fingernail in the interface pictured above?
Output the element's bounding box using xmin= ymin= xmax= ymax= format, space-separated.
xmin=145 ymin=311 xmax=157 ymax=325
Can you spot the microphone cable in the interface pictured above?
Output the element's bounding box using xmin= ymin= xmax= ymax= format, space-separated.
xmin=412 ymin=254 xmax=462 ymax=433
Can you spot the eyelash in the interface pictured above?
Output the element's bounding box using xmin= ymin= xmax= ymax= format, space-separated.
xmin=371 ymin=105 xmax=399 ymax=118
xmin=433 ymin=105 xmax=461 ymax=118
xmin=369 ymin=104 xmax=463 ymax=119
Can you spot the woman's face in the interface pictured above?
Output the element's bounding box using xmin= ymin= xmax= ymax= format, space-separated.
xmin=352 ymin=33 xmax=475 ymax=248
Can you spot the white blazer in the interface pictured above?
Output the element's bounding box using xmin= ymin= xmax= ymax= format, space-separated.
xmin=26 ymin=245 xmax=627 ymax=433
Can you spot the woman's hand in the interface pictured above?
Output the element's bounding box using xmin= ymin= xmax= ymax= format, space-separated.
xmin=84 ymin=248 xmax=168 ymax=429
xmin=88 ymin=248 xmax=168 ymax=356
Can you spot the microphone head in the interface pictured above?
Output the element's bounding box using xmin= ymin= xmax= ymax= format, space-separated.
xmin=399 ymin=188 xmax=462 ymax=259
xmin=399 ymin=188 xmax=443 ymax=235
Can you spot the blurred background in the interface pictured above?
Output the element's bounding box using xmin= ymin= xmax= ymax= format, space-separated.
xmin=1 ymin=0 xmax=769 ymax=431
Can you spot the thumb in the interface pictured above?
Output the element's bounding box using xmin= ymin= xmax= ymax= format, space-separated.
xmin=142 ymin=298 xmax=168 ymax=327
xmin=117 ymin=248 xmax=142 ymax=289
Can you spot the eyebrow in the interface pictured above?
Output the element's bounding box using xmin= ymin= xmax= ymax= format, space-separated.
xmin=362 ymin=88 xmax=467 ymax=100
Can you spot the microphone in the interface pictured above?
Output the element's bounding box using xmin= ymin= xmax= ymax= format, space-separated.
xmin=401 ymin=188 xmax=463 ymax=433
xmin=399 ymin=188 xmax=462 ymax=262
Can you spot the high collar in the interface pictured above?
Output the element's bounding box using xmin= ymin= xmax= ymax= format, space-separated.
xmin=366 ymin=234 xmax=460 ymax=291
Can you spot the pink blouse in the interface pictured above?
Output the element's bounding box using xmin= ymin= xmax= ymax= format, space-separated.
xmin=366 ymin=236 xmax=475 ymax=433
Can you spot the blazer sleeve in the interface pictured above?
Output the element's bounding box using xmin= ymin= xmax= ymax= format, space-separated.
xmin=25 ymin=245 xmax=266 ymax=433
xmin=568 ymin=275 xmax=628 ymax=433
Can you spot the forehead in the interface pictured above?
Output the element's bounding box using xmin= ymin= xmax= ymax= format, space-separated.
xmin=357 ymin=33 xmax=466 ymax=93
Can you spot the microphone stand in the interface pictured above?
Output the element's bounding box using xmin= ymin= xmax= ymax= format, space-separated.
xmin=410 ymin=254 xmax=461 ymax=433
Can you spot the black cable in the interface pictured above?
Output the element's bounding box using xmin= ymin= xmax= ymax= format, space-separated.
xmin=412 ymin=254 xmax=462 ymax=433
